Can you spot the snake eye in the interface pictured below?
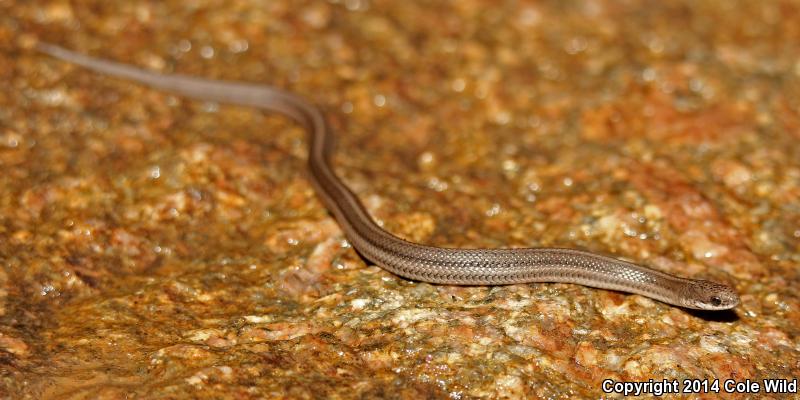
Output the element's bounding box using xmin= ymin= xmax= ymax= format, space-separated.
xmin=710 ymin=296 xmax=722 ymax=306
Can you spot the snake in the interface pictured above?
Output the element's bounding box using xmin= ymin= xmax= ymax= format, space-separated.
xmin=35 ymin=42 xmax=739 ymax=310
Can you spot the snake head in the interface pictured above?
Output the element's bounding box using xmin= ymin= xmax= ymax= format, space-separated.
xmin=682 ymin=280 xmax=740 ymax=310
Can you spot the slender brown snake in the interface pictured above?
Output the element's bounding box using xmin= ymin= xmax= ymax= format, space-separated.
xmin=36 ymin=42 xmax=739 ymax=310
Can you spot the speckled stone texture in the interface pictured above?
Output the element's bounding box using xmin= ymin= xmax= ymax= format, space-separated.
xmin=1 ymin=0 xmax=799 ymax=398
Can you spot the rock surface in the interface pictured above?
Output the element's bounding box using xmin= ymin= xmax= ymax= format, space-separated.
xmin=1 ymin=0 xmax=799 ymax=398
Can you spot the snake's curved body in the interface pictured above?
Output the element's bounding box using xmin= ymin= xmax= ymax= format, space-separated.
xmin=37 ymin=43 xmax=739 ymax=310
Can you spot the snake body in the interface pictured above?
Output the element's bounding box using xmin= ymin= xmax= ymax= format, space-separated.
xmin=36 ymin=42 xmax=739 ymax=310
